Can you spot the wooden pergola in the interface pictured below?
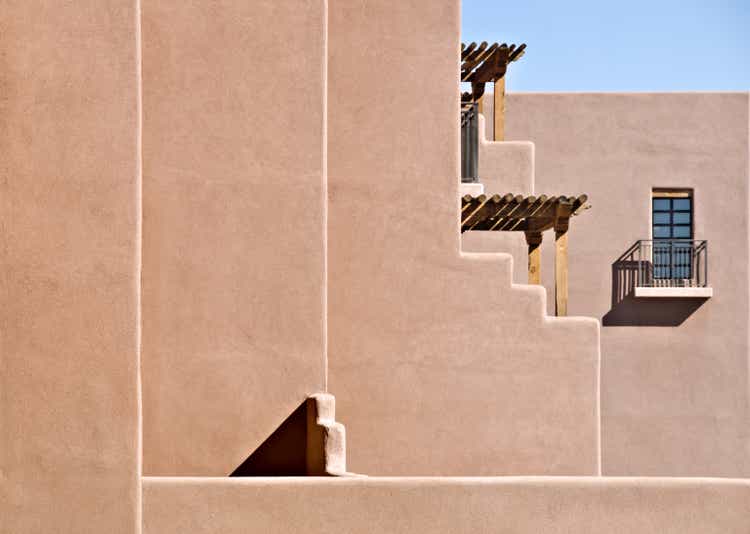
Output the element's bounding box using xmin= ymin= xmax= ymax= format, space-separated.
xmin=461 ymin=41 xmax=526 ymax=141
xmin=462 ymin=193 xmax=589 ymax=316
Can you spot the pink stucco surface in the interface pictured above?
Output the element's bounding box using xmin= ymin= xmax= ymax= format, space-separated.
xmin=461 ymin=116 xmax=533 ymax=283
xmin=140 ymin=1 xmax=328 ymax=475
xmin=327 ymin=0 xmax=600 ymax=475
xmin=143 ymin=476 xmax=750 ymax=533
xmin=4 ymin=2 xmax=749 ymax=532
xmin=0 ymin=1 xmax=141 ymax=531
xmin=502 ymin=92 xmax=750 ymax=476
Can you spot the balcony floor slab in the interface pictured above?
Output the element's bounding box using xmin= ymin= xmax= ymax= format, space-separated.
xmin=634 ymin=287 xmax=713 ymax=298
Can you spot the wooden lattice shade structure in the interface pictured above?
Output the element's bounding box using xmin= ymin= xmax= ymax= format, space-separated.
xmin=461 ymin=42 xmax=526 ymax=102
xmin=461 ymin=194 xmax=587 ymax=232
xmin=460 ymin=41 xmax=526 ymax=141
xmin=462 ymin=193 xmax=589 ymax=316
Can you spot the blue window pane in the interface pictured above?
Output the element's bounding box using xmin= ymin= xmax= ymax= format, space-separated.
xmin=673 ymin=225 xmax=691 ymax=238
xmin=673 ymin=212 xmax=691 ymax=224
xmin=653 ymin=226 xmax=671 ymax=238
xmin=673 ymin=198 xmax=691 ymax=210
xmin=653 ymin=212 xmax=670 ymax=224
xmin=652 ymin=198 xmax=670 ymax=211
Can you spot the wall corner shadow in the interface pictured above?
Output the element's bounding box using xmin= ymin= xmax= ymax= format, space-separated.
xmin=603 ymin=248 xmax=708 ymax=327
xmin=230 ymin=401 xmax=308 ymax=476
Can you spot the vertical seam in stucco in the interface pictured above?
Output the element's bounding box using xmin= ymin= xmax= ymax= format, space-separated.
xmin=322 ymin=0 xmax=329 ymax=392
xmin=134 ymin=0 xmax=143 ymax=531
xmin=596 ymin=325 xmax=602 ymax=476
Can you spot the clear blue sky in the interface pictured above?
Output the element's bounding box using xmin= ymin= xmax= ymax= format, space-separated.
xmin=462 ymin=0 xmax=750 ymax=91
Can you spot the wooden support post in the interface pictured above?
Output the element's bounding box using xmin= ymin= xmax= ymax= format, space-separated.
xmin=554 ymin=217 xmax=570 ymax=317
xmin=524 ymin=230 xmax=543 ymax=285
xmin=555 ymin=229 xmax=568 ymax=316
xmin=493 ymin=77 xmax=505 ymax=141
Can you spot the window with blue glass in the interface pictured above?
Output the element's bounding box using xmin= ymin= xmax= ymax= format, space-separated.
xmin=652 ymin=193 xmax=693 ymax=279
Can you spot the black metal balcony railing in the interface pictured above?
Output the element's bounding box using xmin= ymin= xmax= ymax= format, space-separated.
xmin=461 ymin=102 xmax=479 ymax=183
xmin=620 ymin=239 xmax=708 ymax=288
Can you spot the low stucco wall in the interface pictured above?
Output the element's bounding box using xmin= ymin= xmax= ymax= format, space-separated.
xmin=143 ymin=476 xmax=750 ymax=533
xmin=0 ymin=1 xmax=141 ymax=532
xmin=477 ymin=114 xmax=534 ymax=195
xmin=140 ymin=1 xmax=328 ymax=475
xmin=327 ymin=0 xmax=600 ymax=475
xmin=501 ymin=93 xmax=750 ymax=476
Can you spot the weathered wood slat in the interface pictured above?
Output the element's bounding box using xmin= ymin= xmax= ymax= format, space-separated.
xmin=463 ymin=41 xmax=488 ymax=63
xmin=473 ymin=194 xmax=517 ymax=231
xmin=508 ymin=43 xmax=527 ymax=62
xmin=462 ymin=42 xmax=477 ymax=57
xmin=461 ymin=43 xmax=498 ymax=77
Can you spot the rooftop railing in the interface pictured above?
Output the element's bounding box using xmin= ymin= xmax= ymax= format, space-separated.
xmin=461 ymin=102 xmax=479 ymax=183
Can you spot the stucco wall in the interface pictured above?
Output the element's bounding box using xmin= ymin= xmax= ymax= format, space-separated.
xmin=0 ymin=1 xmax=141 ymax=532
xmin=502 ymin=93 xmax=750 ymax=476
xmin=461 ymin=115 xmax=532 ymax=284
xmin=143 ymin=477 xmax=750 ymax=533
xmin=327 ymin=0 xmax=600 ymax=475
xmin=141 ymin=1 xmax=328 ymax=475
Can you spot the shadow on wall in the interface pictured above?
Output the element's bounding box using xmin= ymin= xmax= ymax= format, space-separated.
xmin=230 ymin=401 xmax=307 ymax=476
xmin=602 ymin=243 xmax=707 ymax=327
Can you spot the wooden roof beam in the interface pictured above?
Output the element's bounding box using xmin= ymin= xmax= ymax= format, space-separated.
xmin=465 ymin=47 xmax=510 ymax=84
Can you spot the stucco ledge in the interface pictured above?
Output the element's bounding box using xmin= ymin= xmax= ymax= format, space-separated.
xmin=459 ymin=182 xmax=485 ymax=196
xmin=634 ymin=287 xmax=713 ymax=298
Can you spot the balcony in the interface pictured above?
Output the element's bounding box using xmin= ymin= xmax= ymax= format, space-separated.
xmin=620 ymin=239 xmax=712 ymax=298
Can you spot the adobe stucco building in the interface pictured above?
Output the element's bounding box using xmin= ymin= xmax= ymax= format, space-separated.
xmin=1 ymin=1 xmax=748 ymax=533
xmin=473 ymin=92 xmax=750 ymax=477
